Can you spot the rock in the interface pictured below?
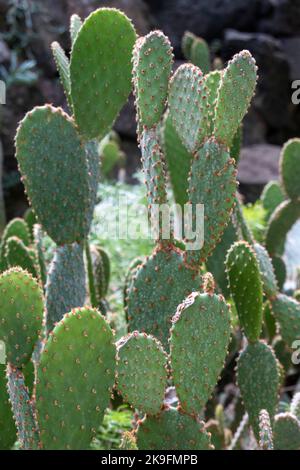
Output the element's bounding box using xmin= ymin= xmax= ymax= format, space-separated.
xmin=145 ymin=0 xmax=262 ymax=52
xmin=258 ymin=0 xmax=300 ymax=36
xmin=238 ymin=144 xmax=281 ymax=185
xmin=223 ymin=30 xmax=291 ymax=131
xmin=281 ymin=37 xmax=300 ymax=81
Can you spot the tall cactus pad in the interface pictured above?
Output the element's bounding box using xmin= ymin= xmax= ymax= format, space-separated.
xmin=162 ymin=113 xmax=192 ymax=207
xmin=253 ymin=243 xmax=278 ymax=299
xmin=190 ymin=38 xmax=210 ymax=74
xmin=214 ymin=50 xmax=257 ymax=147
xmin=136 ymin=407 xmax=213 ymax=450
xmin=133 ymin=31 xmax=173 ymax=127
xmin=273 ymin=413 xmax=300 ymax=450
xmin=93 ymin=246 xmax=111 ymax=302
xmin=16 ymin=106 xmax=93 ymax=245
xmin=127 ymin=248 xmax=201 ymax=350
xmin=280 ymin=139 xmax=300 ymax=201
xmin=70 ymin=14 xmax=82 ymax=45
xmin=266 ymin=200 xmax=300 ymax=256
xmin=170 ymin=292 xmax=231 ymax=415
xmin=261 ymin=181 xmax=285 ymax=217
xmin=185 ymin=138 xmax=237 ymax=268
xmin=204 ymin=71 xmax=221 ymax=135
xmin=0 ymin=268 xmax=43 ymax=368
xmin=237 ymin=342 xmax=279 ymax=440
xmin=271 ymin=294 xmax=300 ymax=347
xmin=70 ymin=8 xmax=136 ymax=140
xmin=226 ymin=241 xmax=263 ymax=342
xmin=259 ymin=409 xmax=274 ymax=450
xmin=36 ymin=307 xmax=116 ymax=450
xmin=0 ymin=365 xmax=17 ymax=449
xmin=140 ymin=129 xmax=168 ymax=216
xmin=116 ymin=332 xmax=168 ymax=415
xmin=51 ymin=42 xmax=71 ymax=109
xmin=6 ymin=364 xmax=39 ymax=450
xmin=168 ymin=63 xmax=208 ymax=153
xmin=45 ymin=243 xmax=86 ymax=334
xmin=181 ymin=31 xmax=196 ymax=60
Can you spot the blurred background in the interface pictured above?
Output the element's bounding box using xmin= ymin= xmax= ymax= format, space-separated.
xmin=1 ymin=0 xmax=300 ymax=220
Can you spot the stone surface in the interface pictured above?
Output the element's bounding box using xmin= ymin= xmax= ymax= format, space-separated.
xmin=238 ymin=144 xmax=281 ymax=185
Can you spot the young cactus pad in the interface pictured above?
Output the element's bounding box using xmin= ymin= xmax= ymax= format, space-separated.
xmin=116 ymin=332 xmax=168 ymax=415
xmin=185 ymin=138 xmax=237 ymax=268
xmin=168 ymin=63 xmax=209 ymax=153
xmin=226 ymin=241 xmax=263 ymax=342
xmin=237 ymin=341 xmax=279 ymax=440
xmin=70 ymin=8 xmax=136 ymax=140
xmin=253 ymin=243 xmax=278 ymax=299
xmin=126 ymin=248 xmax=201 ymax=350
xmin=0 ymin=365 xmax=17 ymax=449
xmin=266 ymin=200 xmax=300 ymax=256
xmin=136 ymin=407 xmax=213 ymax=450
xmin=258 ymin=409 xmax=274 ymax=450
xmin=16 ymin=106 xmax=94 ymax=245
xmin=280 ymin=138 xmax=300 ymax=201
xmin=36 ymin=307 xmax=116 ymax=450
xmin=0 ymin=268 xmax=43 ymax=368
xmin=170 ymin=291 xmax=231 ymax=415
xmin=132 ymin=30 xmax=173 ymax=128
xmin=214 ymin=50 xmax=257 ymax=147
xmin=271 ymin=294 xmax=300 ymax=347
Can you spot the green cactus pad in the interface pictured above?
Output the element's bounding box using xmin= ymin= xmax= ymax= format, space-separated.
xmin=33 ymin=225 xmax=47 ymax=287
xmin=136 ymin=407 xmax=213 ymax=450
xmin=271 ymin=294 xmax=300 ymax=347
xmin=190 ymin=37 xmax=210 ymax=74
xmin=0 ymin=218 xmax=30 ymax=271
xmin=168 ymin=63 xmax=209 ymax=153
xmin=214 ymin=50 xmax=257 ymax=147
xmin=170 ymin=291 xmax=231 ymax=415
xmin=162 ymin=112 xmax=192 ymax=207
xmin=70 ymin=14 xmax=82 ymax=45
xmin=124 ymin=257 xmax=144 ymax=310
xmin=24 ymin=208 xmax=37 ymax=241
xmin=290 ymin=392 xmax=300 ymax=420
xmin=181 ymin=31 xmax=196 ymax=60
xmin=36 ymin=307 xmax=116 ymax=450
xmin=258 ymin=409 xmax=273 ymax=450
xmin=6 ymin=236 xmax=39 ymax=279
xmin=0 ymin=365 xmax=17 ymax=449
xmin=266 ymin=200 xmax=300 ymax=256
xmin=230 ymin=126 xmax=243 ymax=165
xmin=133 ymin=31 xmax=173 ymax=128
xmin=126 ymin=247 xmax=201 ymax=350
xmin=226 ymin=241 xmax=263 ymax=342
xmin=16 ymin=105 xmax=93 ymax=245
xmin=204 ymin=70 xmax=221 ymax=135
xmin=45 ymin=243 xmax=86 ymax=335
xmin=237 ymin=341 xmax=279 ymax=440
xmin=70 ymin=8 xmax=136 ymax=140
xmin=253 ymin=243 xmax=278 ymax=299
xmin=185 ymin=138 xmax=237 ymax=268
xmin=51 ymin=42 xmax=72 ymax=109
xmin=93 ymin=246 xmax=110 ymax=303
xmin=272 ymin=255 xmax=286 ymax=291
xmin=261 ymin=181 xmax=285 ymax=217
xmin=273 ymin=413 xmax=300 ymax=450
xmin=206 ymin=220 xmax=238 ymax=296
xmin=0 ymin=268 xmax=43 ymax=368
xmin=116 ymin=332 xmax=168 ymax=415
xmin=6 ymin=364 xmax=39 ymax=450
xmin=280 ymin=138 xmax=300 ymax=201
xmin=140 ymin=128 xmax=168 ymax=218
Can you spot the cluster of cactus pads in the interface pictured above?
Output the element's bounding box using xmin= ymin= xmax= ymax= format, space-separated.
xmin=0 ymin=7 xmax=300 ymax=450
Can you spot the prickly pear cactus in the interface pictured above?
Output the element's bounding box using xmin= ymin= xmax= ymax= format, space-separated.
xmin=116 ymin=332 xmax=168 ymax=415
xmin=136 ymin=407 xmax=213 ymax=450
xmin=258 ymin=409 xmax=273 ymax=450
xmin=0 ymin=365 xmax=16 ymax=449
xmin=271 ymin=294 xmax=300 ymax=347
xmin=36 ymin=307 xmax=116 ymax=450
xmin=70 ymin=8 xmax=136 ymax=140
xmin=273 ymin=413 xmax=300 ymax=450
xmin=280 ymin=138 xmax=300 ymax=201
xmin=170 ymin=291 xmax=231 ymax=415
xmin=0 ymin=268 xmax=44 ymax=368
xmin=226 ymin=241 xmax=263 ymax=342
xmin=237 ymin=341 xmax=279 ymax=440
